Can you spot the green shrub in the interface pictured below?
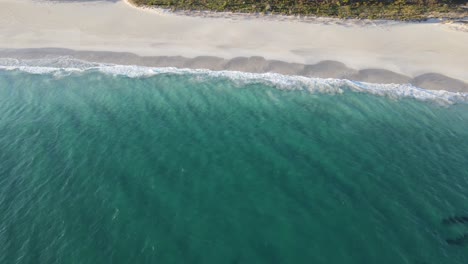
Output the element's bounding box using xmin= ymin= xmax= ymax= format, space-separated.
xmin=131 ymin=0 xmax=468 ymax=20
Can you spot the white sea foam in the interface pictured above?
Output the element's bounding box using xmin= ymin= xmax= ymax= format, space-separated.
xmin=0 ymin=57 xmax=467 ymax=105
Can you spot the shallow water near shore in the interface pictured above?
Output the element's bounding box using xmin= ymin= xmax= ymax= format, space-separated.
xmin=1 ymin=69 xmax=468 ymax=263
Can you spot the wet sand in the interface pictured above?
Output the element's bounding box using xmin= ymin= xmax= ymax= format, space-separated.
xmin=1 ymin=48 xmax=467 ymax=92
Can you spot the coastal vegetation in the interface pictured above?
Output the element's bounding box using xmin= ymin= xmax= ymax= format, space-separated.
xmin=130 ymin=0 xmax=468 ymax=20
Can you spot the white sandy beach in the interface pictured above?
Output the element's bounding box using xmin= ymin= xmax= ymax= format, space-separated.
xmin=0 ymin=0 xmax=467 ymax=88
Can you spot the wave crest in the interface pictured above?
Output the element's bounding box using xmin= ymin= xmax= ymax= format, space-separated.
xmin=0 ymin=56 xmax=467 ymax=105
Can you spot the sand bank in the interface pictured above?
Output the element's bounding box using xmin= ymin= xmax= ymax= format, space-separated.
xmin=0 ymin=0 xmax=467 ymax=91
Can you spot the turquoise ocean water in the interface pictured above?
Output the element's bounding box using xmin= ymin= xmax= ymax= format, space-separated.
xmin=1 ymin=63 xmax=468 ymax=263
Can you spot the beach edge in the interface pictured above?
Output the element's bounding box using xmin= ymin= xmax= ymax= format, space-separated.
xmin=1 ymin=47 xmax=467 ymax=93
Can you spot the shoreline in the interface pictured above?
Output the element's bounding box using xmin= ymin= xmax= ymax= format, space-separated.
xmin=1 ymin=48 xmax=467 ymax=93
xmin=1 ymin=0 xmax=467 ymax=92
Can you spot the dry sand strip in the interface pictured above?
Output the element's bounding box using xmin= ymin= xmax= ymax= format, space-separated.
xmin=0 ymin=0 xmax=467 ymax=88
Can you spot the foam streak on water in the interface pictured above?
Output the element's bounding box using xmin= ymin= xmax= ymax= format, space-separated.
xmin=0 ymin=56 xmax=467 ymax=105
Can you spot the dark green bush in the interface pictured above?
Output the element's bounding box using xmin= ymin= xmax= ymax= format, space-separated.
xmin=130 ymin=0 xmax=468 ymax=20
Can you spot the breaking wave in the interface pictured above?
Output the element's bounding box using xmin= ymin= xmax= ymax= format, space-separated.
xmin=1 ymin=56 xmax=467 ymax=105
